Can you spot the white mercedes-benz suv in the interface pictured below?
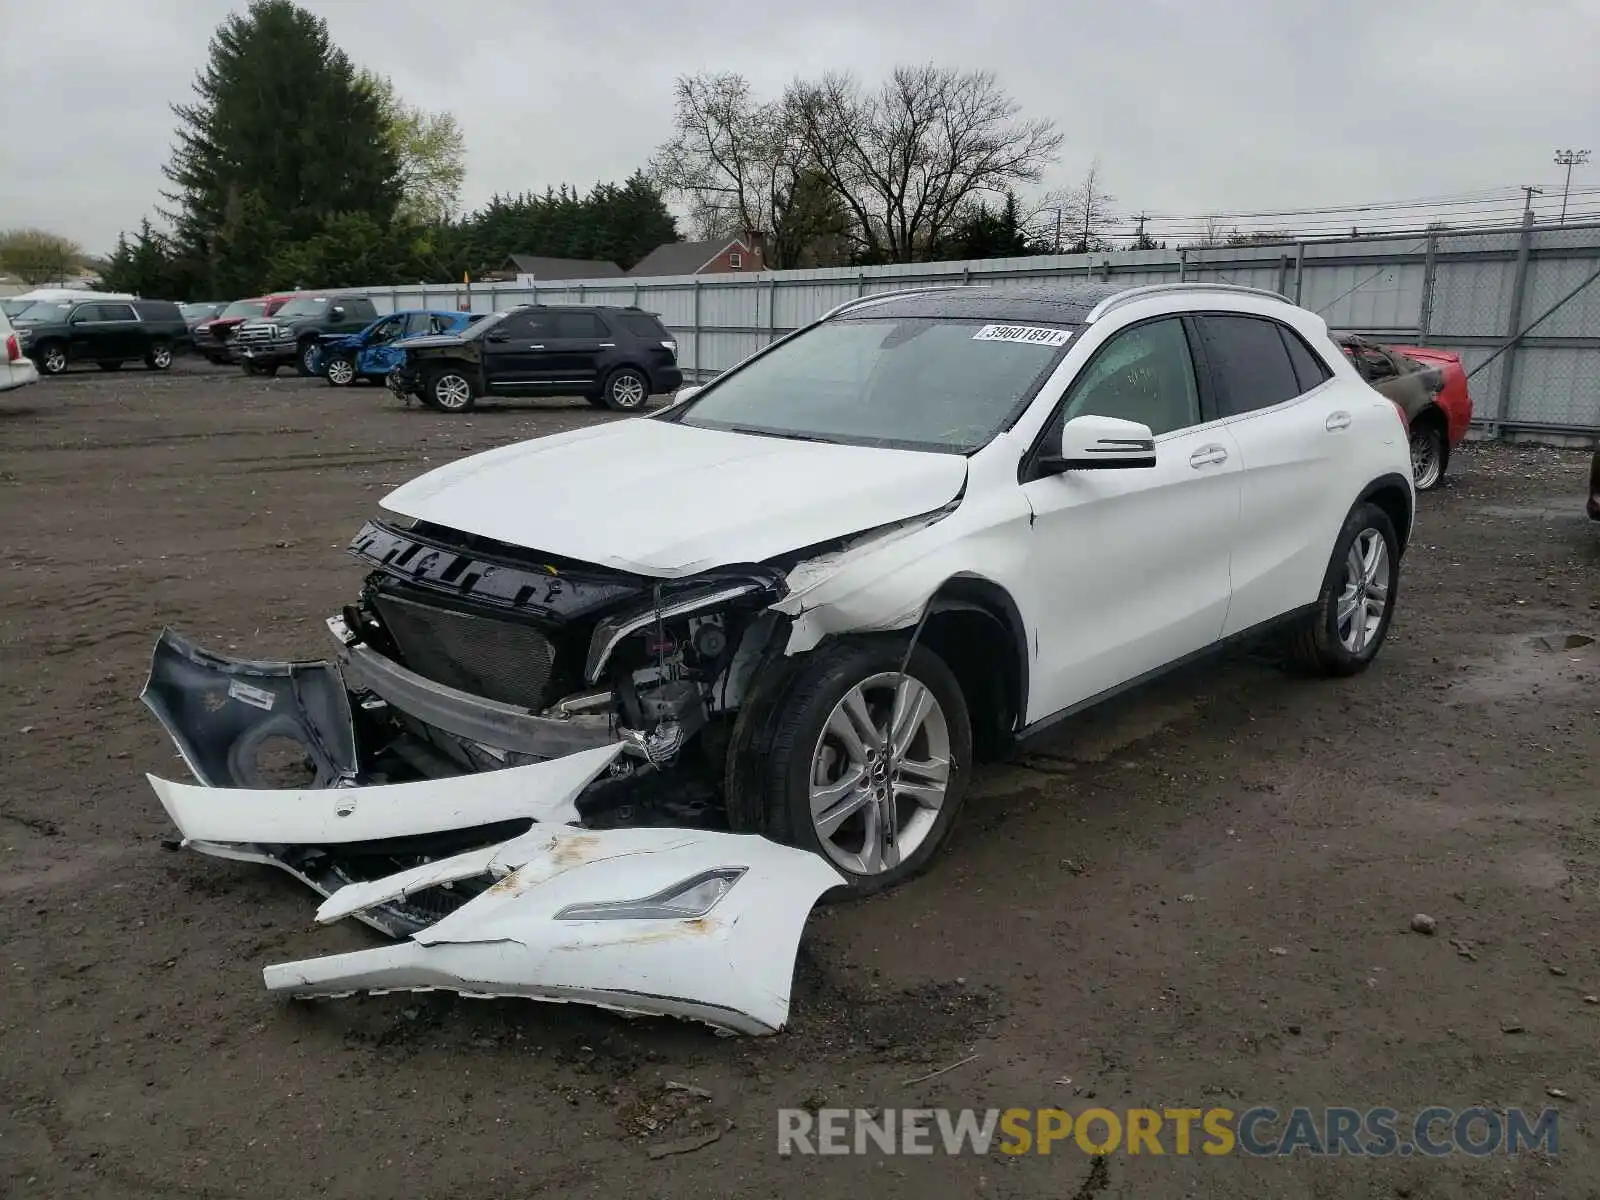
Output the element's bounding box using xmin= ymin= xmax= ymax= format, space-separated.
xmin=143 ymin=282 xmax=1414 ymax=1032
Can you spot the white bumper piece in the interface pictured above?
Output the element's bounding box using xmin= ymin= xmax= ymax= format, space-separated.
xmin=265 ymin=824 xmax=843 ymax=1035
xmin=144 ymin=750 xmax=844 ymax=1035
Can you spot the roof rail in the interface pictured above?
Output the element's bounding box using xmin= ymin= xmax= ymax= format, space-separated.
xmin=1084 ymin=282 xmax=1294 ymax=323
xmin=819 ymin=284 xmax=982 ymax=322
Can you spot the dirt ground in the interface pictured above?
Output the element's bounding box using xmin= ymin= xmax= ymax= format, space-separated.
xmin=1 ymin=361 xmax=1597 ymax=1199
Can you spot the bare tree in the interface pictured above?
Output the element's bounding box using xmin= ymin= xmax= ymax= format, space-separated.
xmin=647 ymin=73 xmax=851 ymax=266
xmin=1061 ymin=159 xmax=1117 ymax=252
xmin=788 ymin=65 xmax=1063 ymax=263
xmin=0 ymin=228 xmax=85 ymax=285
xmin=1188 ymin=214 xmax=1234 ymax=248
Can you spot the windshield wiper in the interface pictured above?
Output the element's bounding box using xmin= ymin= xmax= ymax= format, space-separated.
xmin=721 ymin=425 xmax=842 ymax=445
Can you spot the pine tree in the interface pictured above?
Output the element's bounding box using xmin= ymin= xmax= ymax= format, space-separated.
xmin=161 ymin=0 xmax=400 ymax=293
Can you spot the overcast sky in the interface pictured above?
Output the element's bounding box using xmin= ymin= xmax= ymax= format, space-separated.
xmin=3 ymin=0 xmax=1597 ymax=254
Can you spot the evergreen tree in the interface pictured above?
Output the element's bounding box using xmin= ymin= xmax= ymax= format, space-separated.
xmin=161 ymin=0 xmax=400 ymax=293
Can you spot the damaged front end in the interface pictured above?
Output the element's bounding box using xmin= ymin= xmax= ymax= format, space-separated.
xmin=141 ymin=517 xmax=844 ymax=1033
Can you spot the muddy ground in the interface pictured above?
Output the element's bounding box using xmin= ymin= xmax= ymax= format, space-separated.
xmin=1 ymin=362 xmax=1597 ymax=1199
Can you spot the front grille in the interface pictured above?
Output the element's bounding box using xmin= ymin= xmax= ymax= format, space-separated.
xmin=372 ymin=590 xmax=559 ymax=709
xmin=234 ymin=325 xmax=275 ymax=347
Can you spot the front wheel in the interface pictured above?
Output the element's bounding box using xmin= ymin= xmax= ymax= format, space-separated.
xmin=423 ymin=367 xmax=476 ymax=412
xmin=324 ymin=353 xmax=357 ymax=386
xmin=145 ymin=341 xmax=173 ymax=370
xmin=1288 ymin=502 xmax=1400 ymax=676
xmin=600 ymin=366 xmax=649 ymax=412
xmin=728 ymin=639 xmax=972 ymax=895
xmin=37 ymin=342 xmax=68 ymax=375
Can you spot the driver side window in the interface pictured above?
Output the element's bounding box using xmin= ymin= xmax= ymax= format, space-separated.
xmin=1056 ymin=318 xmax=1201 ymax=437
xmin=371 ymin=317 xmax=404 ymax=342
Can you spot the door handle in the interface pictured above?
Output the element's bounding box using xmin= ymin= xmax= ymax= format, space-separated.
xmin=1325 ymin=411 xmax=1352 ymax=431
xmin=599 ymin=342 xmax=615 ymax=348
xmin=1189 ymin=444 xmax=1228 ymax=468
xmin=528 ymin=344 xmax=545 ymax=350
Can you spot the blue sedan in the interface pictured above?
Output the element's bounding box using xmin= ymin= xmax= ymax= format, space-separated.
xmin=313 ymin=310 xmax=480 ymax=386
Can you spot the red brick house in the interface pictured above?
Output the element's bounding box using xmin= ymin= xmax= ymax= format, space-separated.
xmin=627 ymin=234 xmax=766 ymax=278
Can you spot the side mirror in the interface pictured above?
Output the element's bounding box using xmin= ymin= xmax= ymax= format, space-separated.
xmin=668 ymin=384 xmax=702 ymax=407
xmin=1038 ymin=414 xmax=1157 ymax=475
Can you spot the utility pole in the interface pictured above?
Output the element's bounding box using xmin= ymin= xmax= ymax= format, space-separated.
xmin=1553 ymin=149 xmax=1590 ymax=223
xmin=1520 ymin=184 xmax=1545 ymax=221
xmin=1053 ymin=208 xmax=1062 ymax=254
xmin=1134 ymin=212 xmax=1148 ymax=248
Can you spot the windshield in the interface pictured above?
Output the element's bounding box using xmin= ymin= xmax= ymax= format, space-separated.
xmin=180 ymin=302 xmax=219 ymax=320
xmin=218 ymin=299 xmax=266 ymax=320
xmin=12 ymin=301 xmax=73 ymax=324
xmin=675 ymin=317 xmax=1074 ymax=453
xmin=275 ymin=298 xmax=330 ymax=317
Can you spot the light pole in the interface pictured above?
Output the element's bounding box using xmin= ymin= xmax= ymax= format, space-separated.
xmin=1553 ymin=149 xmax=1590 ymax=224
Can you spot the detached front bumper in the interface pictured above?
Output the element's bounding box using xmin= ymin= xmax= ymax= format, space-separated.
xmin=139 ymin=626 xmax=842 ymax=1034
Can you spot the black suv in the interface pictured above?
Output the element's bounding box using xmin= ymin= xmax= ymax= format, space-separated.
xmin=232 ymin=294 xmax=379 ymax=376
xmin=388 ymin=305 xmax=682 ymax=412
xmin=11 ymin=298 xmax=188 ymax=375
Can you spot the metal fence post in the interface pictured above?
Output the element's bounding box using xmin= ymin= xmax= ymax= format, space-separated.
xmin=632 ymin=283 xmax=640 ymax=310
xmin=692 ymin=277 xmax=703 ymax=382
xmin=1276 ymin=256 xmax=1289 ymax=297
xmin=857 ymin=271 xmax=866 ymax=297
xmin=768 ymin=276 xmax=778 ymax=344
xmin=1179 ymin=248 xmax=1188 ymax=282
xmin=1494 ymin=211 xmax=1536 ymax=434
xmin=1293 ymin=242 xmax=1305 ymax=303
xmin=1418 ymin=232 xmax=1438 ymax=345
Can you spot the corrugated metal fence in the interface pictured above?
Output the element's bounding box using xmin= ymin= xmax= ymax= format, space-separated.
xmin=351 ymin=220 xmax=1600 ymax=438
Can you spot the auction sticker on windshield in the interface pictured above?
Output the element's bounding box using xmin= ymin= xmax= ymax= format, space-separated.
xmin=972 ymin=324 xmax=1072 ymax=347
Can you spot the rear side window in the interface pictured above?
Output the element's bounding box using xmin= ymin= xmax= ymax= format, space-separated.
xmin=618 ymin=312 xmax=669 ymax=340
xmin=1197 ymin=315 xmax=1303 ymax=416
xmin=97 ymin=303 xmax=138 ymax=321
xmin=553 ymin=311 xmax=608 ymax=338
xmin=1281 ymin=327 xmax=1333 ymax=393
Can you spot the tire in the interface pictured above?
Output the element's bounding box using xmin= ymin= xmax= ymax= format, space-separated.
xmin=600 ymin=366 xmax=650 ymax=412
xmin=37 ymin=342 xmax=67 ymax=375
xmin=324 ymin=353 xmax=357 ymax=387
xmin=728 ymin=638 xmax=973 ymax=896
xmin=424 ymin=366 xmax=476 ymax=412
xmin=96 ymin=361 xmax=124 ymax=371
xmin=296 ymin=340 xmax=319 ymax=377
xmin=145 ymin=341 xmax=173 ymax=371
xmin=1409 ymin=420 xmax=1446 ymax=490
xmin=1287 ymin=501 xmax=1401 ymax=677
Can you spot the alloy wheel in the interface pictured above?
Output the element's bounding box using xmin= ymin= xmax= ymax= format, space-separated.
xmin=43 ymin=347 xmax=66 ymax=374
xmin=434 ymin=374 xmax=472 ymax=410
xmin=151 ymin=346 xmax=172 ymax=369
xmin=610 ymin=373 xmax=647 ymax=408
xmin=1409 ymin=429 xmax=1442 ymax=489
xmin=1336 ymin=528 xmax=1389 ymax=652
xmin=327 ymin=357 xmax=355 ymax=385
xmin=808 ymin=671 xmax=951 ymax=875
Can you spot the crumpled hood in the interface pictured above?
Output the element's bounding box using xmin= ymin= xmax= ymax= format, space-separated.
xmin=379 ymin=419 xmax=968 ymax=577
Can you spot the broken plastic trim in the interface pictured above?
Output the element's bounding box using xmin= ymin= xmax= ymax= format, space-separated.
xmin=141 ymin=627 xmax=357 ymax=789
xmin=553 ymin=867 xmax=746 ymax=921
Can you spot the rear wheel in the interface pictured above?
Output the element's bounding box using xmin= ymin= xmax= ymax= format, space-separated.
xmin=424 ymin=367 xmax=476 ymax=412
xmin=600 ymin=366 xmax=649 ymax=412
xmin=1409 ymin=418 xmax=1446 ymax=490
xmin=145 ymin=341 xmax=173 ymax=370
xmin=727 ymin=638 xmax=972 ymax=896
xmin=1288 ymin=502 xmax=1400 ymax=676
xmin=296 ymin=340 xmax=319 ymax=377
xmin=325 ymin=353 xmax=357 ymax=386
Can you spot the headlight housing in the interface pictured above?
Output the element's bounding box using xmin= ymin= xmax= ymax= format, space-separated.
xmin=553 ymin=867 xmax=746 ymax=921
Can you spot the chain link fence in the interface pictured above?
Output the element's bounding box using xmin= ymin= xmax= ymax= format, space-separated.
xmin=354 ymin=221 xmax=1600 ymax=439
